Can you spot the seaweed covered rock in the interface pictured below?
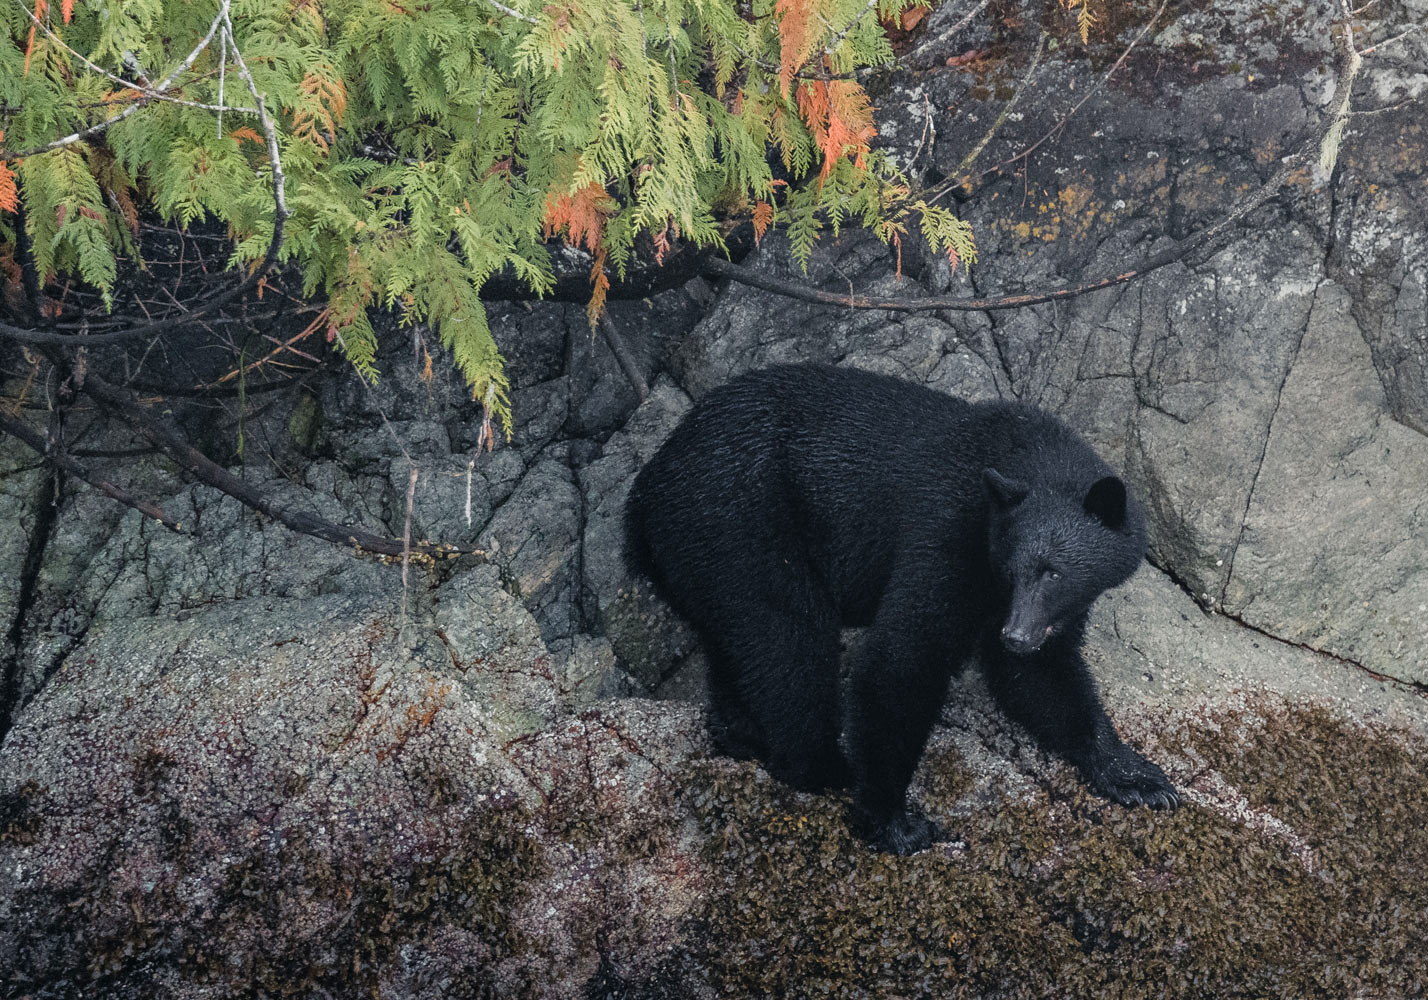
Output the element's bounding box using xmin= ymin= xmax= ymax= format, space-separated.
xmin=3 ymin=0 xmax=1428 ymax=994
xmin=665 ymin=697 xmax=1428 ymax=999
xmin=0 ymin=580 xmax=706 ymax=998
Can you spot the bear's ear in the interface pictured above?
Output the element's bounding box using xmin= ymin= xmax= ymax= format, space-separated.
xmin=983 ymin=468 xmax=1029 ymax=509
xmin=1084 ymin=476 xmax=1127 ymax=530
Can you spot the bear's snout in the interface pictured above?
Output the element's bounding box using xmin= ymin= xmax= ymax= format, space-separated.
xmin=1000 ymin=622 xmax=1046 ymax=655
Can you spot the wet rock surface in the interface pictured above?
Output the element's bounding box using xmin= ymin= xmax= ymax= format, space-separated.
xmin=3 ymin=1 xmax=1428 ymax=996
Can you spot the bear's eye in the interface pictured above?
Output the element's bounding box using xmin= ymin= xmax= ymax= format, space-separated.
xmin=1042 ymin=568 xmax=1062 ymax=582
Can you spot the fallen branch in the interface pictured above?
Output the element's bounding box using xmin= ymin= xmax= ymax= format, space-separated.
xmin=599 ymin=312 xmax=650 ymax=402
xmin=904 ymin=0 xmax=993 ymax=69
xmin=0 ymin=407 xmax=182 ymax=531
xmin=76 ymin=370 xmax=482 ymax=559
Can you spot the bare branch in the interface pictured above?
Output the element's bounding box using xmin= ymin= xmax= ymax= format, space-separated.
xmin=1357 ymin=24 xmax=1421 ymax=57
xmin=954 ymin=0 xmax=1170 ymax=193
xmin=75 ymin=370 xmax=481 ymax=558
xmin=599 ymin=312 xmax=650 ymax=401
xmin=943 ymin=31 xmax=1047 ymax=190
xmin=488 ymin=0 xmax=539 ymax=24
xmin=2 ymin=0 xmax=246 ymax=160
xmin=221 ymin=10 xmax=289 ymax=227
xmin=1350 ymin=96 xmax=1421 ymax=117
xmin=0 ymin=407 xmax=182 ymax=531
xmin=1319 ymin=7 xmax=1363 ymax=174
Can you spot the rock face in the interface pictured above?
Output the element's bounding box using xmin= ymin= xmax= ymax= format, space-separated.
xmin=3 ymin=1 xmax=1428 ymax=997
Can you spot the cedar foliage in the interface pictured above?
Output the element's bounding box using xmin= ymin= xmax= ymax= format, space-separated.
xmin=0 ymin=0 xmax=998 ymax=432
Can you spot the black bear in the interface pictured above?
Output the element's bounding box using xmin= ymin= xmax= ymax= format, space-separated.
xmin=625 ymin=364 xmax=1178 ymax=854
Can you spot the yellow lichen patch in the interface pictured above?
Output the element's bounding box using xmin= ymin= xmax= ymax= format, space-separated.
xmin=1058 ymin=183 xmax=1094 ymax=215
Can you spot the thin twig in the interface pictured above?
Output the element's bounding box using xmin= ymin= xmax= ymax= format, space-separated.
xmin=1357 ymin=23 xmax=1420 ymax=57
xmin=1 ymin=93 xmax=259 ymax=160
xmin=216 ymin=309 xmax=330 ymax=383
xmin=942 ymin=31 xmax=1046 ymax=192
xmin=1349 ymin=96 xmax=1420 ymax=117
xmin=905 ymin=0 xmax=992 ymax=67
xmin=983 ymin=0 xmax=1166 ymax=183
xmin=401 ymin=464 xmax=419 ymax=622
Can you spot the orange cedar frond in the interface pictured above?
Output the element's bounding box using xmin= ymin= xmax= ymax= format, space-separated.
xmin=102 ymin=88 xmax=145 ymax=104
xmin=585 ymin=247 xmax=609 ymax=327
xmin=545 ymin=178 xmax=614 ymax=325
xmin=227 ymin=126 xmax=264 ymax=147
xmin=775 ymin=0 xmax=827 ymax=98
xmin=797 ymin=80 xmax=877 ymax=181
xmin=0 ymin=245 xmax=23 ymax=315
xmin=543 ymin=181 xmax=613 ymax=255
xmin=292 ymin=69 xmax=347 ymax=153
xmin=827 ymin=80 xmax=876 ymax=172
xmin=752 ymin=201 xmax=774 ymax=245
xmin=651 ymin=223 xmax=672 ymax=265
xmin=61 ymin=0 xmax=72 ymax=22
xmin=0 ymin=160 xmax=17 ymax=214
xmin=110 ymin=182 xmax=139 ymax=235
xmin=24 ymin=0 xmax=48 ymax=75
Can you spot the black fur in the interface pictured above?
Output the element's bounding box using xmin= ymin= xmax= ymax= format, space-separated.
xmin=625 ymin=364 xmax=1178 ymax=854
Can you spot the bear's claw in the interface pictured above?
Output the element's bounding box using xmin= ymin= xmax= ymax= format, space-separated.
xmin=1089 ymin=743 xmax=1180 ymax=811
xmin=1104 ymin=782 xmax=1180 ymax=810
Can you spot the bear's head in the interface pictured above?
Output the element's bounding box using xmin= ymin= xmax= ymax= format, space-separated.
xmin=982 ymin=469 xmax=1145 ymax=656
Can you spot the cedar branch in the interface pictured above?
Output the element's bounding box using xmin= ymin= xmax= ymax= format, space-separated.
xmin=0 ymin=0 xmax=287 ymax=348
xmin=2 ymin=0 xmax=249 ymax=161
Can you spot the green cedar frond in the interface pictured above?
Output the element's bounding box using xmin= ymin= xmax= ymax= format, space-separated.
xmin=2 ymin=0 xmax=1021 ymax=431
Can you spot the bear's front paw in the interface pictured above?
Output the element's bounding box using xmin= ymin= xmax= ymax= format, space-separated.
xmin=856 ymin=808 xmax=944 ymax=855
xmin=1089 ymin=744 xmax=1180 ymax=811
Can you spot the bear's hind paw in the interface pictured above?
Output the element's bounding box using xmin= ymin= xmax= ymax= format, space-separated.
xmin=857 ymin=808 xmax=944 ymax=855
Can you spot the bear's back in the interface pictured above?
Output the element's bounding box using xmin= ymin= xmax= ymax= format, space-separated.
xmin=625 ymin=366 xmax=991 ymax=602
